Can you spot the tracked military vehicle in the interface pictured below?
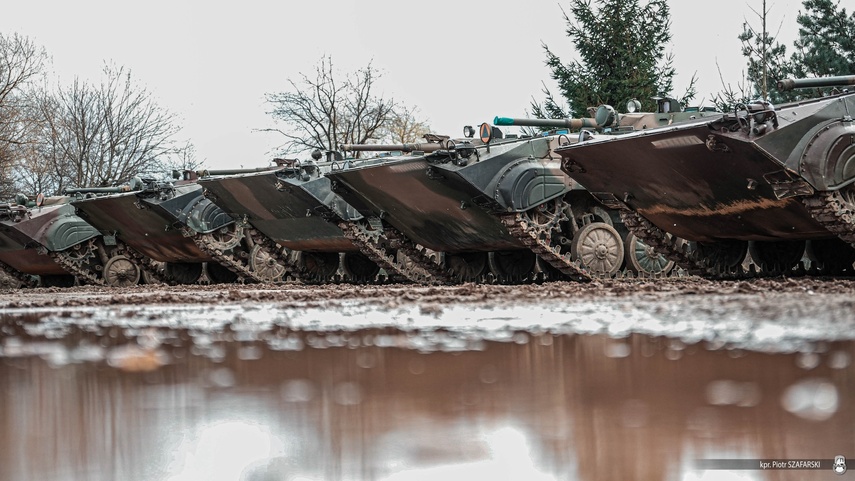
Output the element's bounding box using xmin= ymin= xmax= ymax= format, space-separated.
xmin=69 ymin=175 xmax=269 ymax=285
xmin=0 ymin=194 xmax=100 ymax=287
xmin=197 ymin=154 xmax=383 ymax=283
xmin=554 ymin=75 xmax=855 ymax=275
xmin=327 ymin=101 xmax=710 ymax=284
xmin=329 ymin=129 xmax=587 ymax=284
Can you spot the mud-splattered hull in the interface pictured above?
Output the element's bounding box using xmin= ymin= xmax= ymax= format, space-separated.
xmin=327 ymin=158 xmax=523 ymax=252
xmin=557 ymin=122 xmax=830 ymax=242
xmin=201 ymin=171 xmax=358 ymax=252
xmin=72 ymin=191 xmax=212 ymax=263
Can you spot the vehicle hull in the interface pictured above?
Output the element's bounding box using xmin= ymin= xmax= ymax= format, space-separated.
xmin=555 ymin=93 xmax=855 ymax=242
xmin=200 ymin=170 xmax=359 ymax=252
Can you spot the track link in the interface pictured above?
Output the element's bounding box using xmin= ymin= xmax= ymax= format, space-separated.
xmin=338 ymin=219 xmax=444 ymax=284
xmin=802 ymin=188 xmax=855 ymax=246
xmin=50 ymin=239 xmax=104 ymax=286
xmin=499 ymin=209 xmax=593 ymax=282
xmin=618 ymin=209 xmax=709 ymax=274
xmin=193 ymin=226 xmax=302 ymax=283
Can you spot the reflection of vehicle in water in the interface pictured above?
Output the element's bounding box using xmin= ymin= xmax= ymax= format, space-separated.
xmin=0 ymin=194 xmax=100 ymax=287
xmin=198 ymin=153 xmax=382 ymax=283
xmin=555 ymin=75 xmax=855 ymax=276
xmin=0 ymin=314 xmax=850 ymax=480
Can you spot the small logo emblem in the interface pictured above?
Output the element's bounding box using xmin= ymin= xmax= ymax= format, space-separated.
xmin=834 ymin=455 xmax=846 ymax=475
xmin=479 ymin=123 xmax=492 ymax=144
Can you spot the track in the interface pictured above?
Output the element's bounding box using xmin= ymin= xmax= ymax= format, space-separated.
xmin=618 ymin=209 xmax=708 ymax=274
xmin=620 ymin=205 xmax=843 ymax=279
xmin=50 ymin=239 xmax=105 ymax=286
xmin=500 ymin=199 xmax=593 ymax=282
xmin=338 ymin=219 xmax=447 ymax=284
xmin=193 ymin=226 xmax=303 ymax=283
xmin=51 ymin=239 xmax=173 ymax=286
xmin=123 ymin=246 xmax=176 ymax=284
xmin=802 ymin=188 xmax=855 ymax=247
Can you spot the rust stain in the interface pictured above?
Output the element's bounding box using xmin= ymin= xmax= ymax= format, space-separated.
xmin=640 ymin=196 xmax=792 ymax=217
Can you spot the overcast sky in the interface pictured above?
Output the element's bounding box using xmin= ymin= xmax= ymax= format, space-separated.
xmin=2 ymin=0 xmax=800 ymax=170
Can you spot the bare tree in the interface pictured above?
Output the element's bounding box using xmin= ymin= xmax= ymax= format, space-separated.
xmin=32 ymin=64 xmax=179 ymax=191
xmin=380 ymin=105 xmax=432 ymax=144
xmin=264 ymin=56 xmax=395 ymax=157
xmin=0 ymin=33 xmax=47 ymax=197
xmin=711 ymin=61 xmax=754 ymax=112
xmin=152 ymin=140 xmax=205 ymax=176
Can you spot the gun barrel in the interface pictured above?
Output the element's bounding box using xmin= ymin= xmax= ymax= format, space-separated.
xmin=493 ymin=117 xmax=599 ymax=129
xmin=777 ymin=75 xmax=855 ymax=92
xmin=200 ymin=167 xmax=277 ymax=176
xmin=339 ymin=143 xmax=443 ymax=153
xmin=64 ymin=185 xmax=132 ymax=195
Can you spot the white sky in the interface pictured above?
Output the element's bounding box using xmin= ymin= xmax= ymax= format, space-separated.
xmin=2 ymin=0 xmax=800 ymax=170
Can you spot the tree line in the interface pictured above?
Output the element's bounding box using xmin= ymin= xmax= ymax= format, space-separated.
xmin=1 ymin=0 xmax=853 ymax=199
xmin=0 ymin=33 xmax=191 ymax=199
xmin=534 ymin=0 xmax=854 ymax=117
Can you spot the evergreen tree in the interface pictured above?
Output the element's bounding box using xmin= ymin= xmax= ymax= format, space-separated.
xmin=536 ymin=0 xmax=681 ymax=118
xmin=790 ymin=0 xmax=855 ymax=77
xmin=726 ymin=0 xmax=855 ymax=107
xmin=735 ymin=0 xmax=795 ymax=104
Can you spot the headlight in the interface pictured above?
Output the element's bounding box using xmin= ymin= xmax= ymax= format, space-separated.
xmin=626 ymin=99 xmax=641 ymax=113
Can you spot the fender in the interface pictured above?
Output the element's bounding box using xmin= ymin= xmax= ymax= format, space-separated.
xmin=493 ymin=158 xmax=572 ymax=212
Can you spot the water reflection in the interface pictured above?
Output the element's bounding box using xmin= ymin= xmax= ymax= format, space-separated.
xmin=0 ymin=314 xmax=851 ymax=480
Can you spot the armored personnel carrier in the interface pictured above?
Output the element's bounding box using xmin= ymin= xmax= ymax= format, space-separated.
xmin=329 ymin=130 xmax=586 ymax=284
xmin=0 ymin=194 xmax=100 ymax=287
xmin=69 ymin=175 xmax=269 ymax=285
xmin=327 ymin=102 xmax=710 ymax=284
xmin=329 ymin=124 xmax=627 ymax=283
xmin=197 ymin=154 xmax=383 ymax=283
xmin=554 ymin=75 xmax=855 ymax=275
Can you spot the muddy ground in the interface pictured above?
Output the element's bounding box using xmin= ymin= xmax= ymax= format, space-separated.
xmin=2 ymin=276 xmax=854 ymax=352
xmin=3 ymin=275 xmax=855 ymax=309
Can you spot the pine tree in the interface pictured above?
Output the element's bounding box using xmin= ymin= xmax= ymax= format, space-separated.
xmin=727 ymin=0 xmax=855 ymax=107
xmin=790 ymin=0 xmax=855 ymax=77
xmin=536 ymin=0 xmax=680 ymax=118
xmin=736 ymin=0 xmax=795 ymax=104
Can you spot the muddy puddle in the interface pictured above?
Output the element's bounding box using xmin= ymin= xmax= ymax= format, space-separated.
xmin=0 ymin=279 xmax=853 ymax=480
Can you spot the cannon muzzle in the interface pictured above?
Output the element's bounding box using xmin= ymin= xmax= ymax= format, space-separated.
xmin=339 ymin=143 xmax=444 ymax=153
xmin=493 ymin=116 xmax=599 ymax=130
xmin=777 ymin=75 xmax=855 ymax=92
